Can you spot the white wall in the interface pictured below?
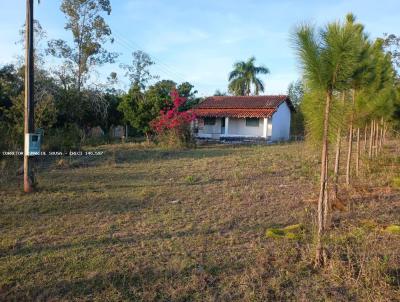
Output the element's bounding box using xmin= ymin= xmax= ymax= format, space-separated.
xmin=271 ymin=102 xmax=291 ymax=141
xmin=267 ymin=118 xmax=272 ymax=138
xmin=197 ymin=118 xmax=223 ymax=139
xmin=227 ymin=118 xmax=264 ymax=137
xmin=195 ymin=112 xmax=291 ymax=141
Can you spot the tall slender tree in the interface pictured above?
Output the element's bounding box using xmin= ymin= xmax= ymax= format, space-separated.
xmin=120 ymin=50 xmax=158 ymax=90
xmin=344 ymin=14 xmax=372 ymax=185
xmin=47 ymin=0 xmax=117 ymax=93
xmin=294 ymin=19 xmax=358 ymax=267
xmin=358 ymin=39 xmax=397 ymax=159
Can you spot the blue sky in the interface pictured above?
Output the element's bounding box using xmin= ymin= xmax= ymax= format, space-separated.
xmin=0 ymin=0 xmax=399 ymax=96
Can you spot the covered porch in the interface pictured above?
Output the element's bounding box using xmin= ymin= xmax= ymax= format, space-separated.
xmin=195 ymin=117 xmax=272 ymax=140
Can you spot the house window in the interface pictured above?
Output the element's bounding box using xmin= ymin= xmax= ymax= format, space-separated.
xmin=246 ymin=118 xmax=259 ymax=127
xmin=204 ymin=117 xmax=216 ymax=125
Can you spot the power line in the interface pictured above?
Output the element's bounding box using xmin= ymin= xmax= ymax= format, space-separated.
xmin=112 ymin=30 xmax=188 ymax=83
xmin=113 ymin=30 xmax=188 ymax=80
xmin=113 ymin=36 xmax=184 ymax=83
xmin=113 ymin=36 xmax=186 ymax=84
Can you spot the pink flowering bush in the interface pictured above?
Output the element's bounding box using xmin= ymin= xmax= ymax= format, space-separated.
xmin=150 ymin=89 xmax=196 ymax=148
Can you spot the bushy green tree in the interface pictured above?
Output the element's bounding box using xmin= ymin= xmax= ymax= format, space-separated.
xmin=287 ymin=80 xmax=305 ymax=136
xmin=118 ymin=80 xmax=199 ymax=139
xmin=177 ymin=82 xmax=201 ymax=111
xmin=0 ymin=65 xmax=23 ymax=116
xmin=0 ymin=64 xmax=59 ymax=149
xmin=102 ymin=89 xmax=124 ymax=132
xmin=383 ymin=33 xmax=400 ymax=73
xmin=117 ymin=84 xmax=148 ymax=138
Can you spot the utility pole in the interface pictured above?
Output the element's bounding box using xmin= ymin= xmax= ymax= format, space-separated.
xmin=24 ymin=0 xmax=35 ymax=193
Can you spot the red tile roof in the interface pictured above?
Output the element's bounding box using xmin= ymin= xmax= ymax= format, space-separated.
xmin=194 ymin=108 xmax=276 ymax=118
xmin=193 ymin=95 xmax=293 ymax=118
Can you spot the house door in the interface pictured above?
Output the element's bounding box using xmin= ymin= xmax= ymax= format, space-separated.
xmin=220 ymin=118 xmax=225 ymax=134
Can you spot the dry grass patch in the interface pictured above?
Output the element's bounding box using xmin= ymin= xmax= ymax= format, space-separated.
xmin=0 ymin=141 xmax=399 ymax=301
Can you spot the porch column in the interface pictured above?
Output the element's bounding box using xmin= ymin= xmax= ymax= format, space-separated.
xmin=263 ymin=117 xmax=268 ymax=139
xmin=225 ymin=117 xmax=229 ymax=136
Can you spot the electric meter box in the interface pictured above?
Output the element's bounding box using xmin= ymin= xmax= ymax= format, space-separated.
xmin=25 ymin=133 xmax=41 ymax=156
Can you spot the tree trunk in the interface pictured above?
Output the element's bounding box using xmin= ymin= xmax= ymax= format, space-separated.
xmin=345 ymin=126 xmax=353 ymax=185
xmin=345 ymin=90 xmax=355 ymax=186
xmin=315 ymin=92 xmax=332 ymax=268
xmin=372 ymin=120 xmax=375 ymax=157
xmin=363 ymin=126 xmax=367 ymax=153
xmin=77 ymin=38 xmax=83 ymax=93
xmin=76 ymin=6 xmax=88 ymax=94
xmin=383 ymin=122 xmax=387 ymax=145
xmin=323 ymin=153 xmax=330 ymax=229
xmin=379 ymin=118 xmax=384 ymax=153
xmin=333 ymin=126 xmax=341 ymax=199
xmin=374 ymin=121 xmax=379 ymax=157
xmin=368 ymin=120 xmax=374 ymax=158
xmin=356 ymin=128 xmax=360 ymax=177
xmin=333 ymin=92 xmax=345 ymax=199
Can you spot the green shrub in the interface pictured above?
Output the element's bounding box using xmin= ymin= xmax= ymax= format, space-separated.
xmin=84 ymin=136 xmax=110 ymax=147
xmin=43 ymin=124 xmax=82 ymax=152
xmin=266 ymin=224 xmax=303 ymax=240
xmin=391 ymin=177 xmax=400 ymax=189
xmin=266 ymin=228 xmax=286 ymax=238
xmin=385 ymin=225 xmax=400 ymax=234
xmin=184 ymin=175 xmax=196 ymax=185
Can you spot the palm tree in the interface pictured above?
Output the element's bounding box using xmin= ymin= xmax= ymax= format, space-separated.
xmin=228 ymin=57 xmax=269 ymax=96
xmin=293 ymin=19 xmax=358 ymax=267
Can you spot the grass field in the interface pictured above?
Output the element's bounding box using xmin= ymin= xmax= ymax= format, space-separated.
xmin=1 ymin=142 xmax=399 ymax=301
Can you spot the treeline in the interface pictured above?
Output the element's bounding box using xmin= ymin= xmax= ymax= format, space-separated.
xmin=0 ymin=0 xmax=200 ymax=151
xmin=0 ymin=63 xmax=199 ymax=149
xmin=293 ymin=14 xmax=400 ymax=267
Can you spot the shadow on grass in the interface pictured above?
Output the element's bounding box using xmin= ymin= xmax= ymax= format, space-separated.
xmin=387 ymin=268 xmax=400 ymax=287
xmin=111 ymin=147 xmax=236 ymax=164
xmin=0 ymin=147 xmax=236 ymax=191
xmin=349 ymin=191 xmax=400 ymax=207
xmin=1 ymin=270 xmax=151 ymax=301
xmin=0 ymin=217 xmax=291 ymax=260
xmin=1 ymin=258 xmax=229 ymax=302
xmin=0 ymin=194 xmax=153 ymax=219
xmin=1 ymin=236 xmax=257 ymax=301
xmin=39 ymin=174 xmax=225 ymax=193
xmin=0 ymin=225 xmax=221 ymax=258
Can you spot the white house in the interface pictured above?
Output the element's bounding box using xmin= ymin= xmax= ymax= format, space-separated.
xmin=192 ymin=95 xmax=294 ymax=142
